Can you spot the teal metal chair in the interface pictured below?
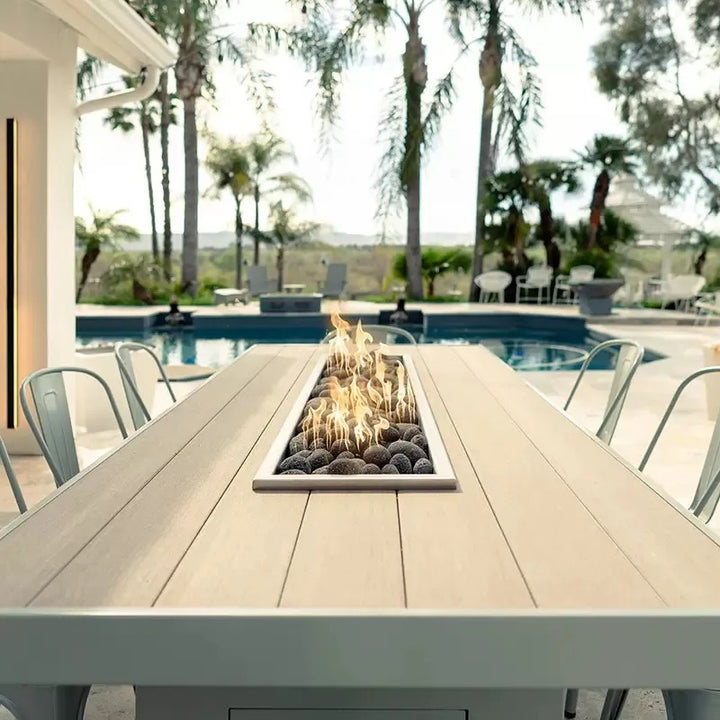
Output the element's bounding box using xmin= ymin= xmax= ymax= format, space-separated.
xmin=322 ymin=325 xmax=417 ymax=345
xmin=564 ymin=339 xmax=644 ymax=445
xmin=20 ymin=367 xmax=128 ymax=488
xmin=0 ymin=434 xmax=26 ymax=514
xmin=114 ymin=342 xmax=176 ymax=431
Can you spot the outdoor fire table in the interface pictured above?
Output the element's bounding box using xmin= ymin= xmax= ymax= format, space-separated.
xmin=2 ymin=343 xmax=720 ymax=720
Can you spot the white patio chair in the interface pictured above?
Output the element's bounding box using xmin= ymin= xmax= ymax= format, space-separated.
xmin=553 ymin=265 xmax=595 ymax=304
xmin=694 ymin=292 xmax=720 ymax=325
xmin=474 ymin=270 xmax=511 ymax=303
xmin=660 ymin=274 xmax=706 ymax=312
xmin=563 ymin=339 xmax=644 ymax=445
xmin=516 ymin=265 xmax=553 ymax=304
xmin=613 ymin=277 xmax=645 ymax=308
xmin=247 ymin=265 xmax=275 ymax=296
xmin=322 ymin=325 xmax=417 ymax=345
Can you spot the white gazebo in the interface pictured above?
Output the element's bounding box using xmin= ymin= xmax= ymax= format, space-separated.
xmin=0 ymin=0 xmax=174 ymax=451
xmin=606 ymin=173 xmax=692 ymax=280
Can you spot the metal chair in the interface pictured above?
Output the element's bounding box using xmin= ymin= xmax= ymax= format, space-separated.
xmin=114 ymin=342 xmax=176 ymax=431
xmin=516 ymin=265 xmax=553 ymax=304
xmin=563 ymin=339 xmax=644 ymax=445
xmin=318 ymin=262 xmax=347 ymax=298
xmin=20 ymin=367 xmax=129 ymax=487
xmin=553 ymin=265 xmax=595 ymax=304
xmin=474 ymin=270 xmax=511 ymax=303
xmin=0 ymin=434 xmax=26 ymax=514
xmin=322 ymin=325 xmax=417 ymax=345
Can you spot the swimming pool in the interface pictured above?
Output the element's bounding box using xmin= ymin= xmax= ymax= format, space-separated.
xmin=75 ymin=327 xmax=662 ymax=372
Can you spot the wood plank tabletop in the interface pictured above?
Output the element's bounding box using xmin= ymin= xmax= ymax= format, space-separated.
xmin=2 ymin=343 xmax=720 ymax=613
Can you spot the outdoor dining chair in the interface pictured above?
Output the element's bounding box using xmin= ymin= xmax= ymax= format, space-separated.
xmin=660 ymin=274 xmax=706 ymax=312
xmin=563 ymin=339 xmax=644 ymax=445
xmin=0 ymin=434 xmax=26 ymax=514
xmin=516 ymin=265 xmax=553 ymax=304
xmin=20 ymin=367 xmax=129 ymax=488
xmin=553 ymin=265 xmax=595 ymax=304
xmin=322 ymin=325 xmax=417 ymax=345
xmin=318 ymin=262 xmax=348 ymax=298
xmin=114 ymin=342 xmax=176 ymax=431
xmin=474 ymin=270 xmax=511 ymax=303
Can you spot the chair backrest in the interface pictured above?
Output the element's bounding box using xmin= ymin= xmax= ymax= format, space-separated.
xmin=475 ymin=271 xmax=512 ymax=292
xmin=0 ymin=434 xmax=26 ymax=513
xmin=247 ymin=265 xmax=270 ymax=295
xmin=639 ymin=367 xmax=720 ymax=523
xmin=322 ymin=263 xmax=347 ymax=295
xmin=322 ymin=324 xmax=417 ymax=345
xmin=568 ymin=265 xmax=595 ymax=283
xmin=564 ymin=339 xmax=644 ymax=445
xmin=666 ymin=274 xmax=706 ymax=298
xmin=527 ymin=265 xmax=553 ymax=287
xmin=114 ymin=342 xmax=176 ymax=431
xmin=20 ymin=367 xmax=129 ymax=487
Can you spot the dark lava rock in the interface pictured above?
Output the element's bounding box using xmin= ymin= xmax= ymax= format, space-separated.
xmin=279 ymin=454 xmax=311 ymax=474
xmin=413 ymin=458 xmax=434 ymax=474
xmin=410 ymin=434 xmax=428 ymax=453
xmin=389 ymin=453 xmax=412 ymax=474
xmin=305 ymin=397 xmax=326 ymax=411
xmin=398 ymin=424 xmax=422 ymax=441
xmin=329 ymin=438 xmax=357 ymax=457
xmin=308 ymin=438 xmax=327 ymax=451
xmin=297 ymin=449 xmax=312 ymax=458
xmin=307 ymin=448 xmax=333 ymax=471
xmin=337 ymin=450 xmax=356 ymax=460
xmin=381 ymin=463 xmax=400 ymax=474
xmin=311 ymin=465 xmax=330 ymax=474
xmin=281 ymin=469 xmax=307 ymax=475
xmin=288 ymin=433 xmax=307 ymax=454
xmin=382 ymin=426 xmax=401 ymax=443
xmin=361 ymin=463 xmax=381 ymax=474
xmin=327 ymin=458 xmax=363 ymax=475
xmin=363 ymin=444 xmax=391 ymax=467
xmin=387 ymin=439 xmax=427 ymax=464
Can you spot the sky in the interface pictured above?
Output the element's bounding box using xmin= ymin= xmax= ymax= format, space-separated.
xmin=73 ymin=1 xmax=715 ymax=240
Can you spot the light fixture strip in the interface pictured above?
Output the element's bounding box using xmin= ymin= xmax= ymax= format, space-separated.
xmin=6 ymin=119 xmax=18 ymax=429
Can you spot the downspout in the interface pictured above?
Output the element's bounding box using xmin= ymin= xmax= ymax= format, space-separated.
xmin=76 ymin=65 xmax=161 ymax=116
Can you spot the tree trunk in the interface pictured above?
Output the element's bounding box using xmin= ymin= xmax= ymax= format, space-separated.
xmin=181 ymin=94 xmax=199 ymax=294
xmin=253 ymin=184 xmax=261 ymax=265
xmin=76 ymin=247 xmax=100 ymax=302
xmin=140 ymin=105 xmax=159 ymax=264
xmin=235 ymin=198 xmax=243 ymax=289
xmin=588 ymin=168 xmax=610 ymax=249
xmin=428 ymin=277 xmax=435 ymax=298
xmin=159 ymin=70 xmax=173 ymax=281
xmin=470 ymin=3 xmax=501 ymax=302
xmin=402 ymin=16 xmax=427 ymax=301
xmin=276 ymin=242 xmax=284 ymax=291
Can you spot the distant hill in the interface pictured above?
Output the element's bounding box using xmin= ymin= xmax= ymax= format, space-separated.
xmin=127 ymin=230 xmax=473 ymax=251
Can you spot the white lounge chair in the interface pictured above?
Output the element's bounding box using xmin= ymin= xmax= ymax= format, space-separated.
xmin=659 ymin=274 xmax=706 ymax=311
xmin=694 ymin=292 xmax=720 ymax=325
xmin=213 ymin=288 xmax=248 ymax=305
xmin=318 ymin=263 xmax=347 ymax=298
xmin=474 ymin=270 xmax=511 ymax=303
xmin=516 ymin=265 xmax=553 ymax=304
xmin=553 ymin=265 xmax=595 ymax=304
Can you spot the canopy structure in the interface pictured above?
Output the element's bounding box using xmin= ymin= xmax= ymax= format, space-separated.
xmin=606 ymin=174 xmax=692 ymax=278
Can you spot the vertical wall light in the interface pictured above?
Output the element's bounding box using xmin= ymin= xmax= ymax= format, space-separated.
xmin=6 ymin=119 xmax=18 ymax=429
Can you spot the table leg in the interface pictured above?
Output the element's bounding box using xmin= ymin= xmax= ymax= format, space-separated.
xmin=0 ymin=684 xmax=89 ymax=720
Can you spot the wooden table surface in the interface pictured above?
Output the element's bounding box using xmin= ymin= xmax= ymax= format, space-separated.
xmin=3 ymin=344 xmax=720 ymax=689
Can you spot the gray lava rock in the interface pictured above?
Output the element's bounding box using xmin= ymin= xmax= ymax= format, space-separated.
xmin=280 ymin=469 xmax=307 ymax=475
xmin=387 ymin=439 xmax=427 ymax=464
xmin=381 ymin=463 xmax=400 ymax=474
xmin=329 ymin=438 xmax=357 ymax=457
xmin=410 ymin=434 xmax=428 ymax=453
xmin=413 ymin=458 xmax=434 ymax=474
xmin=363 ymin=444 xmax=391 ymax=467
xmin=311 ymin=465 xmax=330 ymax=474
xmin=297 ymin=449 xmax=312 ymax=458
xmin=389 ymin=453 xmax=412 ymax=474
xmin=279 ymin=454 xmax=312 ymax=474
xmin=288 ymin=433 xmax=307 ymax=454
xmin=327 ymin=458 xmax=363 ymax=475
xmin=307 ymin=448 xmax=333 ymax=471
xmin=337 ymin=450 xmax=356 ymax=460
xmin=398 ymin=424 xmax=422 ymax=441
xmin=361 ymin=463 xmax=381 ymax=474
xmin=382 ymin=426 xmax=401 ymax=443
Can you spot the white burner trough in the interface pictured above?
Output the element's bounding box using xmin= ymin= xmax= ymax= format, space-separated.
xmin=254 ymin=355 xmax=456 ymax=491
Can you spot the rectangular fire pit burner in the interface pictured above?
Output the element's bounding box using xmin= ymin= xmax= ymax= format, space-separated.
xmin=254 ymin=317 xmax=455 ymax=491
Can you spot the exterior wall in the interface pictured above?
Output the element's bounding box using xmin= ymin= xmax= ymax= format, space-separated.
xmin=0 ymin=3 xmax=77 ymax=452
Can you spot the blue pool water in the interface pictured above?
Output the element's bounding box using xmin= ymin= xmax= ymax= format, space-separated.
xmin=76 ymin=327 xmax=662 ymax=372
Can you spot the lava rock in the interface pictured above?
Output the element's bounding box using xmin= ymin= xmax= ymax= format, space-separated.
xmin=327 ymin=458 xmax=363 ymax=475
xmin=307 ymin=448 xmax=333 ymax=471
xmin=297 ymin=449 xmax=312 ymax=458
xmin=361 ymin=463 xmax=381 ymax=474
xmin=329 ymin=438 xmax=357 ymax=457
xmin=410 ymin=434 xmax=428 ymax=453
xmin=288 ymin=433 xmax=307 ymax=454
xmin=279 ymin=454 xmax=312 ymax=474
xmin=387 ymin=439 xmax=427 ymax=464
xmin=308 ymin=438 xmax=327 ymax=451
xmin=363 ymin=444 xmax=391 ymax=467
xmin=381 ymin=426 xmax=401 ymax=443
xmin=311 ymin=465 xmax=330 ymax=474
xmin=398 ymin=424 xmax=422 ymax=441
xmin=413 ymin=458 xmax=434 ymax=474
xmin=337 ymin=450 xmax=356 ymax=460
xmin=389 ymin=453 xmax=412 ymax=474
xmin=381 ymin=463 xmax=400 ymax=474
xmin=281 ymin=469 xmax=307 ymax=475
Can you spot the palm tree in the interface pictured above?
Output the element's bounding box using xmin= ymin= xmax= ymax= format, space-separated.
xmin=578 ymin=134 xmax=637 ymax=249
xmin=392 ymin=247 xmax=472 ymax=297
xmin=103 ymin=253 xmax=161 ymax=304
xmin=246 ymin=127 xmax=312 ymax=265
xmin=205 ymin=133 xmax=253 ymax=289
xmin=75 ymin=209 xmax=139 ymax=302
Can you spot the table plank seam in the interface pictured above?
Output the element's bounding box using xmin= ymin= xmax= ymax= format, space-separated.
xmin=416 ymin=348 xmax=539 ymax=609
xmin=456 ymin=347 xmax=668 ymax=607
xmin=150 ymin=348 xmax=320 ymax=608
xmin=395 ymin=491 xmax=409 ymax=609
xmin=276 ymin=493 xmax=311 ymax=608
xmin=21 ymin=347 xmax=285 ymax=608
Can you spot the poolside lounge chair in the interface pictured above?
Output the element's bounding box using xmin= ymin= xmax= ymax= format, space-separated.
xmin=213 ymin=288 xmax=249 ymax=305
xmin=20 ymin=367 xmax=129 ymax=487
xmin=516 ymin=265 xmax=553 ymax=304
xmin=317 ymin=263 xmax=347 ymax=298
xmin=474 ymin=271 xmax=511 ymax=303
xmin=694 ymin=292 xmax=720 ymax=325
xmin=553 ymin=265 xmax=595 ymax=304
xmin=659 ymin=274 xmax=706 ymax=311
xmin=247 ymin=266 xmax=274 ymax=296
xmin=322 ymin=325 xmax=417 ymax=345
xmin=0 ymin=434 xmax=26 ymax=513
